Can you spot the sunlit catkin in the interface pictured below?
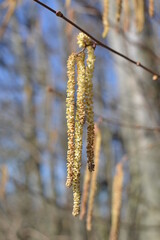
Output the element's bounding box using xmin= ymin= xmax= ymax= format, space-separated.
xmin=87 ymin=125 xmax=101 ymax=231
xmin=116 ymin=0 xmax=122 ymax=22
xmin=72 ymin=52 xmax=86 ymax=216
xmin=134 ymin=0 xmax=144 ymax=32
xmin=123 ymin=0 xmax=130 ymax=31
xmin=109 ymin=161 xmax=124 ymax=240
xmin=66 ymin=53 xmax=76 ymax=188
xmin=0 ymin=0 xmax=17 ymax=38
xmin=102 ymin=0 xmax=109 ymax=38
xmin=80 ymin=165 xmax=91 ymax=220
xmin=0 ymin=165 xmax=8 ymax=200
xmin=138 ymin=0 xmax=144 ymax=32
xmin=86 ymin=46 xmax=96 ymax=172
xmin=149 ymin=0 xmax=154 ymax=17
xmin=65 ymin=0 xmax=71 ymax=8
xmin=77 ymin=32 xmax=92 ymax=48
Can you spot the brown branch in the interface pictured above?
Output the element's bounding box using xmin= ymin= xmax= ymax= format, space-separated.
xmin=98 ymin=114 xmax=160 ymax=132
xmin=46 ymin=86 xmax=160 ymax=133
xmin=33 ymin=0 xmax=160 ymax=80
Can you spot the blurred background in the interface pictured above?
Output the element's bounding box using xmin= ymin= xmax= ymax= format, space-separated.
xmin=0 ymin=0 xmax=160 ymax=239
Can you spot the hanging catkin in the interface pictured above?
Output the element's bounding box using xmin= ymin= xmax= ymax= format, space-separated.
xmin=77 ymin=32 xmax=93 ymax=48
xmin=102 ymin=0 xmax=109 ymax=38
xmin=123 ymin=0 xmax=130 ymax=31
xmin=65 ymin=0 xmax=71 ymax=8
xmin=138 ymin=0 xmax=144 ymax=32
xmin=79 ymin=165 xmax=91 ymax=220
xmin=72 ymin=52 xmax=86 ymax=216
xmin=116 ymin=0 xmax=123 ymax=22
xmin=134 ymin=0 xmax=144 ymax=32
xmin=86 ymin=125 xmax=101 ymax=231
xmin=149 ymin=0 xmax=154 ymax=17
xmin=85 ymin=46 xmax=96 ymax=172
xmin=66 ymin=32 xmax=96 ymax=217
xmin=0 ymin=165 xmax=8 ymax=200
xmin=66 ymin=53 xmax=76 ymax=188
xmin=109 ymin=161 xmax=124 ymax=240
xmin=0 ymin=0 xmax=17 ymax=38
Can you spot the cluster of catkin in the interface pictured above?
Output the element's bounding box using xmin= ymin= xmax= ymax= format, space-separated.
xmin=66 ymin=32 xmax=96 ymax=216
xmin=102 ymin=0 xmax=155 ymax=37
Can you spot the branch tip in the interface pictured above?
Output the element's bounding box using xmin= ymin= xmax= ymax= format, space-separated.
xmin=153 ymin=75 xmax=158 ymax=81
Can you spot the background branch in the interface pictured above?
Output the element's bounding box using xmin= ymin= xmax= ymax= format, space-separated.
xmin=33 ymin=0 xmax=160 ymax=80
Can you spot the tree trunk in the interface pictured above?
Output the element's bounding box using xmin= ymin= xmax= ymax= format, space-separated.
xmin=108 ymin=4 xmax=160 ymax=240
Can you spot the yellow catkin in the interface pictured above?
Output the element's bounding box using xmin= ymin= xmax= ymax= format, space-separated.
xmin=123 ymin=0 xmax=130 ymax=31
xmin=0 ymin=0 xmax=18 ymax=38
xmin=102 ymin=0 xmax=109 ymax=38
xmin=86 ymin=46 xmax=96 ymax=172
xmin=77 ymin=32 xmax=93 ymax=48
xmin=66 ymin=53 xmax=76 ymax=188
xmin=134 ymin=0 xmax=144 ymax=32
xmin=109 ymin=161 xmax=124 ymax=240
xmin=72 ymin=52 xmax=86 ymax=216
xmin=79 ymin=165 xmax=91 ymax=220
xmin=0 ymin=165 xmax=8 ymax=200
xmin=65 ymin=0 xmax=71 ymax=8
xmin=149 ymin=0 xmax=154 ymax=17
xmin=116 ymin=0 xmax=123 ymax=22
xmin=138 ymin=0 xmax=144 ymax=32
xmin=86 ymin=125 xmax=101 ymax=231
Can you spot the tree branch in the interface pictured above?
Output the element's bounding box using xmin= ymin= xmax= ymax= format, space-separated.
xmin=33 ymin=0 xmax=160 ymax=80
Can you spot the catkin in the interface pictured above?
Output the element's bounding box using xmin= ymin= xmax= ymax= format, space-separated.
xmin=86 ymin=46 xmax=96 ymax=172
xmin=123 ymin=0 xmax=130 ymax=31
xmin=149 ymin=0 xmax=154 ymax=17
xmin=138 ymin=0 xmax=144 ymax=32
xmin=0 ymin=165 xmax=8 ymax=200
xmin=109 ymin=161 xmax=124 ymax=240
xmin=80 ymin=165 xmax=91 ymax=220
xmin=134 ymin=0 xmax=144 ymax=32
xmin=65 ymin=0 xmax=71 ymax=8
xmin=77 ymin=32 xmax=92 ymax=48
xmin=102 ymin=0 xmax=109 ymax=38
xmin=116 ymin=0 xmax=123 ymax=22
xmin=66 ymin=53 xmax=76 ymax=188
xmin=0 ymin=0 xmax=17 ymax=38
xmin=87 ymin=125 xmax=101 ymax=231
xmin=72 ymin=52 xmax=86 ymax=216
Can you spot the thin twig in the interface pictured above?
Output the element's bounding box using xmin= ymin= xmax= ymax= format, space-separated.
xmin=98 ymin=114 xmax=160 ymax=132
xmin=33 ymin=0 xmax=160 ymax=80
xmin=47 ymin=86 xmax=160 ymax=132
